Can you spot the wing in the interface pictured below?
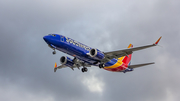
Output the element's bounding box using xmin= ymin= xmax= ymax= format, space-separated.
xmin=128 ymin=62 xmax=155 ymax=69
xmin=54 ymin=63 xmax=68 ymax=72
xmin=54 ymin=58 xmax=92 ymax=72
xmin=54 ymin=64 xmax=78 ymax=72
xmin=102 ymin=37 xmax=162 ymax=63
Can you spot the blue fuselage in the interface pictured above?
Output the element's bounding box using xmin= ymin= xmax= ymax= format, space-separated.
xmin=43 ymin=34 xmax=118 ymax=67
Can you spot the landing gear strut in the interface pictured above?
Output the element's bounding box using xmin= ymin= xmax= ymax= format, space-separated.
xmin=81 ymin=67 xmax=88 ymax=73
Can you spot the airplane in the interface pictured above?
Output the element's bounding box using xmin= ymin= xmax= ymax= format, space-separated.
xmin=43 ymin=34 xmax=162 ymax=73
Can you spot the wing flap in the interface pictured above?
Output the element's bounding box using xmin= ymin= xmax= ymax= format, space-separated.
xmin=128 ymin=62 xmax=155 ymax=69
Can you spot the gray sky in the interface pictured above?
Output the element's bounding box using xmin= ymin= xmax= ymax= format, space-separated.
xmin=0 ymin=0 xmax=180 ymax=101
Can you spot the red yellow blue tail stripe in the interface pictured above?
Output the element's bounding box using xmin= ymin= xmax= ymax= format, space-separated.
xmin=104 ymin=44 xmax=133 ymax=70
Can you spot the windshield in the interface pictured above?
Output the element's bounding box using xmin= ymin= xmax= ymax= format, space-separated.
xmin=48 ymin=34 xmax=56 ymax=36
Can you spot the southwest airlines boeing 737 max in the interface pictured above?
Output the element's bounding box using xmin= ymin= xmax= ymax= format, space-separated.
xmin=43 ymin=34 xmax=161 ymax=73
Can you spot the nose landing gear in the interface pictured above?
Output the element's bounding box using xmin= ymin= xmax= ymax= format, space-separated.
xmin=52 ymin=50 xmax=56 ymax=55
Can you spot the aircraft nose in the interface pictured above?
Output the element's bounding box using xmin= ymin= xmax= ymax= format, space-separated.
xmin=43 ymin=36 xmax=48 ymax=42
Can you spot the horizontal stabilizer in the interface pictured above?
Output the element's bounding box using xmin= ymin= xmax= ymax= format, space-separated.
xmin=128 ymin=62 xmax=155 ymax=69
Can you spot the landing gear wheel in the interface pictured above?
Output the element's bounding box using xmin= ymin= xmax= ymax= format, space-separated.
xmin=52 ymin=51 xmax=56 ymax=55
xmin=81 ymin=67 xmax=88 ymax=73
xmin=84 ymin=67 xmax=88 ymax=72
xmin=81 ymin=68 xmax=84 ymax=72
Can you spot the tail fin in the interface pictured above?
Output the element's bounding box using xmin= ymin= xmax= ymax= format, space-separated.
xmin=122 ymin=44 xmax=133 ymax=65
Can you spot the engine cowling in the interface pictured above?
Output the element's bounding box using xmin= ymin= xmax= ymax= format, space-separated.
xmin=60 ymin=56 xmax=74 ymax=67
xmin=89 ymin=48 xmax=105 ymax=60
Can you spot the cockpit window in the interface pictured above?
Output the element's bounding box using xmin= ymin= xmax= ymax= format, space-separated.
xmin=48 ymin=34 xmax=56 ymax=37
xmin=52 ymin=34 xmax=56 ymax=36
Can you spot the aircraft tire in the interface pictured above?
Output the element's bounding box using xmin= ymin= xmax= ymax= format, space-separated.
xmin=84 ymin=67 xmax=88 ymax=72
xmin=81 ymin=67 xmax=88 ymax=72
xmin=52 ymin=51 xmax=56 ymax=55
xmin=81 ymin=68 xmax=84 ymax=72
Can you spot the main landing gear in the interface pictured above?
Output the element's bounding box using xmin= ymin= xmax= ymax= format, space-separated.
xmin=81 ymin=67 xmax=88 ymax=73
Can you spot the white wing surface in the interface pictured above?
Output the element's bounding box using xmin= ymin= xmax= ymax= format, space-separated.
xmin=102 ymin=37 xmax=162 ymax=63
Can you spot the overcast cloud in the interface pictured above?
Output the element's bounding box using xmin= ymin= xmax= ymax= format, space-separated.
xmin=0 ymin=0 xmax=180 ymax=101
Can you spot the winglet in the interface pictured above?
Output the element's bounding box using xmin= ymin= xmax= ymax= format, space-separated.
xmin=54 ymin=62 xmax=57 ymax=68
xmin=54 ymin=63 xmax=57 ymax=72
xmin=127 ymin=44 xmax=133 ymax=48
xmin=154 ymin=36 xmax=162 ymax=45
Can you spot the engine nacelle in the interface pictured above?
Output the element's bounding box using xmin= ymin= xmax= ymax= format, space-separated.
xmin=89 ymin=48 xmax=105 ymax=60
xmin=60 ymin=56 xmax=74 ymax=67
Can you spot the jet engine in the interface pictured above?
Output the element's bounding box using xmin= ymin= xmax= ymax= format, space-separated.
xmin=89 ymin=48 xmax=105 ymax=60
xmin=60 ymin=56 xmax=74 ymax=67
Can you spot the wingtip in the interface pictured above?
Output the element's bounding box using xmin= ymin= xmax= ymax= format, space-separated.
xmin=155 ymin=36 xmax=162 ymax=45
xmin=54 ymin=68 xmax=57 ymax=72
xmin=151 ymin=62 xmax=155 ymax=64
xmin=127 ymin=44 xmax=133 ymax=48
